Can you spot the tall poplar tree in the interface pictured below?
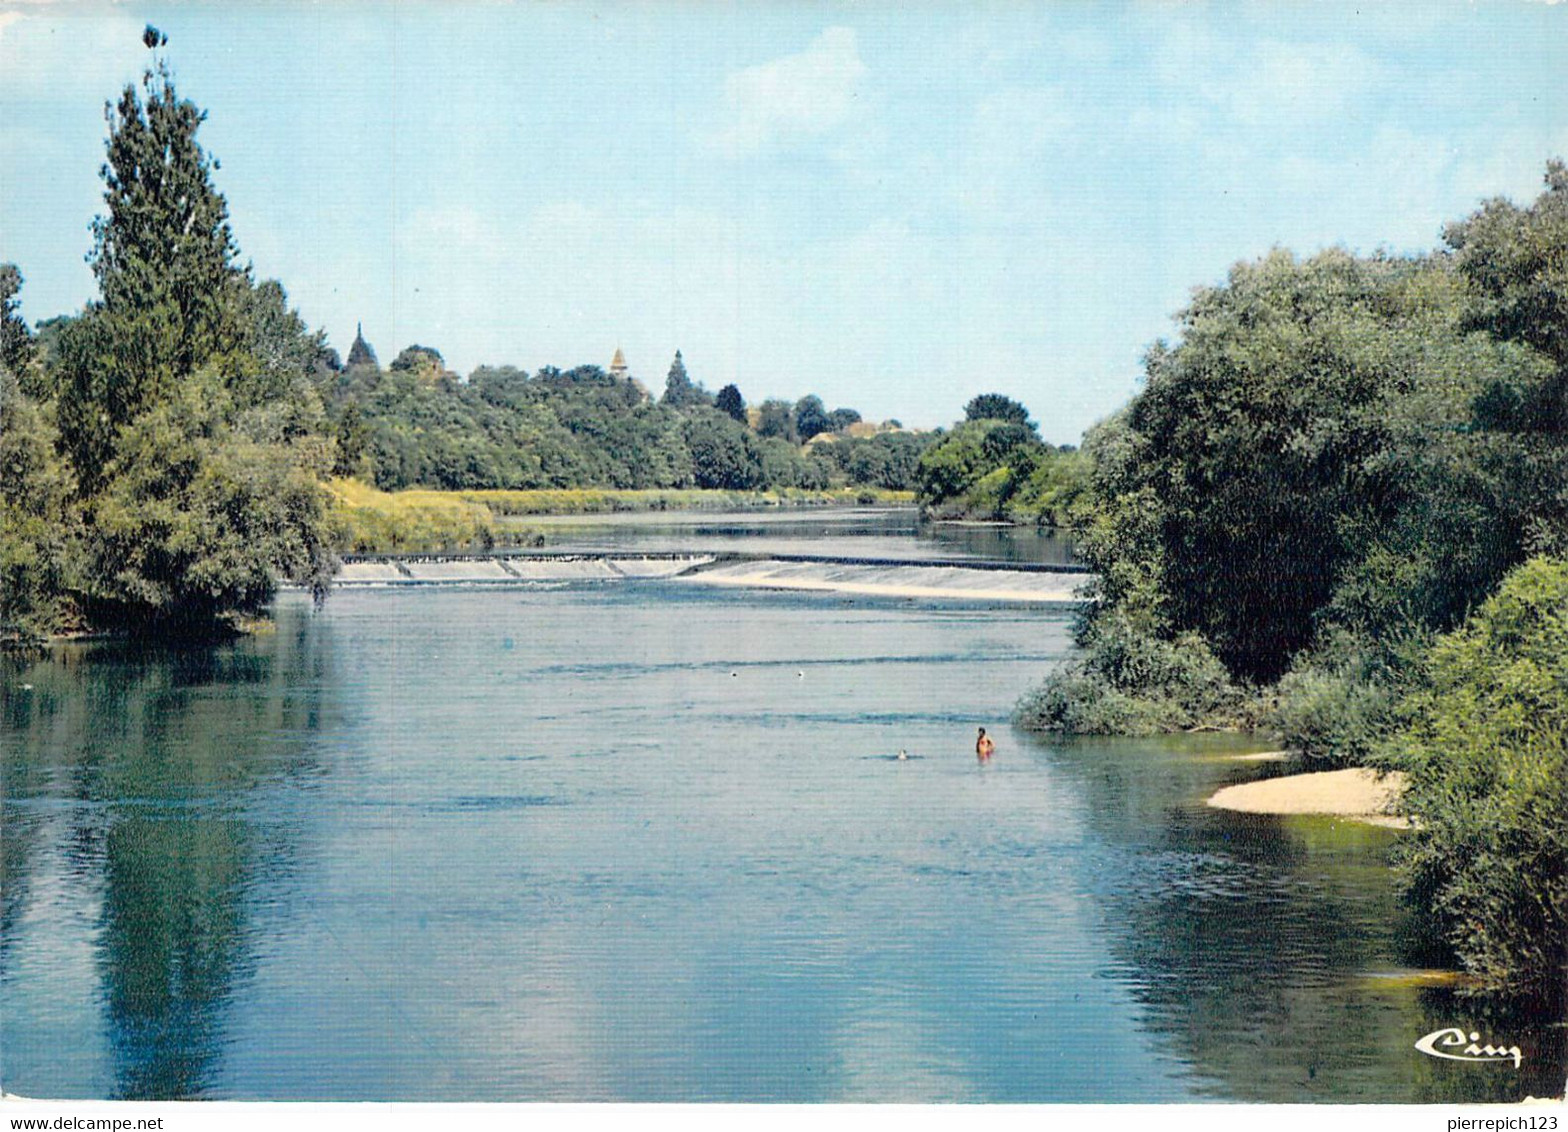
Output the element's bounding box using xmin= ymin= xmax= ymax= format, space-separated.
xmin=58 ymin=59 xmax=248 ymax=484
xmin=49 ymin=47 xmax=340 ymax=634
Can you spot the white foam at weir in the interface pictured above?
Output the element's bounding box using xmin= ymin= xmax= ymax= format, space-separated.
xmin=680 ymin=559 xmax=1086 ymax=603
xmin=333 ymin=556 xmax=714 ymax=585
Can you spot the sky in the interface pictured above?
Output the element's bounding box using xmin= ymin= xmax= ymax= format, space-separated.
xmin=2 ymin=1 xmax=1566 ymax=442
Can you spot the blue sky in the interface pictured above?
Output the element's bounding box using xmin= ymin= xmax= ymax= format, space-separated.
xmin=2 ymin=1 xmax=1565 ymax=441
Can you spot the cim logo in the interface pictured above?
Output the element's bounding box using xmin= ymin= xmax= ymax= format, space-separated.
xmin=1415 ymin=1027 xmax=1522 ymax=1068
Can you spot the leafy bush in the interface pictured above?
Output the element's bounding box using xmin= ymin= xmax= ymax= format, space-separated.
xmin=1015 ymin=609 xmax=1247 ymax=735
xmin=915 ymin=416 xmax=1085 ymax=523
xmin=1376 ymin=556 xmax=1568 ymax=998
xmin=0 ymin=372 xmax=80 ymax=641
xmin=81 ymin=374 xmax=339 ymax=632
xmin=1272 ymin=665 xmax=1397 ymax=767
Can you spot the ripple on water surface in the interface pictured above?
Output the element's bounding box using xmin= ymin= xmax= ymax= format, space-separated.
xmin=2 ymin=585 xmax=1560 ymax=1102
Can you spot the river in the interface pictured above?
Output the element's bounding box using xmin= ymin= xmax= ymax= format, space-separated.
xmin=1 ymin=514 xmax=1561 ymax=1102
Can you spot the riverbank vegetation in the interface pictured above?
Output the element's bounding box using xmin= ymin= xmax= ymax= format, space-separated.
xmin=0 ymin=55 xmax=930 ymax=643
xmin=327 ymin=350 xmax=932 ymax=496
xmin=4 ymin=40 xmax=1562 ymax=1003
xmin=1374 ymin=558 xmax=1568 ymax=997
xmin=325 ymin=481 xmax=914 ymax=553
xmin=1015 ymin=163 xmax=1568 ymax=1000
xmin=914 ymin=394 xmax=1090 ymax=526
xmin=3 ymin=63 xmax=339 ymax=641
xmin=329 ymin=479 xmax=508 ymax=553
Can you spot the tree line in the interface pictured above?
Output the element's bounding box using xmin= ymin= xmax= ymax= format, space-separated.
xmin=0 ymin=58 xmax=943 ymax=643
xmin=323 ymin=342 xmax=929 ymax=497
xmin=1014 ymin=164 xmax=1568 ymax=1003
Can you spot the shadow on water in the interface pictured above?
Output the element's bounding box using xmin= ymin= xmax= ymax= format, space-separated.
xmin=1018 ymin=732 xmax=1566 ymax=1103
xmin=1 ymin=617 xmax=341 ymax=1099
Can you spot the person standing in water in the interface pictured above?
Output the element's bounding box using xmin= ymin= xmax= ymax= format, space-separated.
xmin=976 ymin=727 xmax=995 ymax=761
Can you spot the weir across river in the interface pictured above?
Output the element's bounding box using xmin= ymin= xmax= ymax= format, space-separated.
xmin=331 ymin=551 xmax=1092 ymax=604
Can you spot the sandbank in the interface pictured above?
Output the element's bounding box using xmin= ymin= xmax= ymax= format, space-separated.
xmin=1207 ymin=767 xmax=1410 ymax=828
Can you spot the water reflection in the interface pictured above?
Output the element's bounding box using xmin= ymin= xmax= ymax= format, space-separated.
xmin=1026 ymin=734 xmax=1566 ymax=1102
xmin=4 ymin=589 xmax=1560 ymax=1103
xmin=519 ymin=507 xmax=1081 ymax=566
xmin=1 ymin=625 xmax=338 ymax=1099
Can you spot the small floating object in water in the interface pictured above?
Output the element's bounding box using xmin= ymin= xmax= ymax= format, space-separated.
xmin=730 ymin=671 xmax=738 ymax=678
xmin=797 ymin=670 xmax=805 ymax=678
xmin=897 ymin=749 xmax=909 ymax=761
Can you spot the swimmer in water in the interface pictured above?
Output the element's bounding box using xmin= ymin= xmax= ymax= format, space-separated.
xmin=976 ymin=727 xmax=995 ymax=761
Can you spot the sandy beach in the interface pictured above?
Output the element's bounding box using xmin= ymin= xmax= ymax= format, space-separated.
xmin=1207 ymin=767 xmax=1410 ymax=828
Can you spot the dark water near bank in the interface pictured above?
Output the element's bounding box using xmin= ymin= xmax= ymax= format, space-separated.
xmin=2 ymin=563 xmax=1562 ymax=1101
xmin=512 ymin=507 xmax=1080 ymax=565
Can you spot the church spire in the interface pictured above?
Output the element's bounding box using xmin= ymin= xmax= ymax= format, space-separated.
xmin=347 ymin=322 xmax=378 ymax=369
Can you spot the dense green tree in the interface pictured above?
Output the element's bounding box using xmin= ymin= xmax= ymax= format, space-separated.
xmin=58 ymin=62 xmax=248 ymax=482
xmin=756 ymin=398 xmax=796 ymax=442
xmin=40 ymin=63 xmax=340 ymax=636
xmin=0 ymin=370 xmax=79 ymax=641
xmin=794 ymin=394 xmax=832 ymax=441
xmin=1438 ymin=162 xmax=1568 ymax=562
xmin=715 ymin=382 xmax=746 ymax=423
xmin=1446 ymin=160 xmax=1568 ymax=374
xmin=827 ymin=407 xmax=861 ymax=432
xmin=1108 ymin=250 xmax=1510 ymax=681
xmin=845 ymin=431 xmax=929 ymax=491
xmin=683 ymin=410 xmax=763 ymax=490
xmin=1021 ymin=162 xmax=1568 ymax=809
xmin=1378 ymin=557 xmax=1568 ymax=1000
xmin=660 ymin=350 xmax=710 ymax=408
xmin=389 ymin=344 xmax=445 ymax=376
xmin=915 ymin=416 xmax=1059 ymax=520
xmin=78 ymin=371 xmax=337 ymax=631
xmin=964 ymin=393 xmax=1031 ymax=426
xmin=0 ymin=268 xmax=77 ymax=640
xmin=0 ymin=264 xmax=34 ymax=375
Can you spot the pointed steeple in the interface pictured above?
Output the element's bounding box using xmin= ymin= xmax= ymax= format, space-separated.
xmin=346 ymin=322 xmax=378 ymax=369
xmin=609 ymin=347 xmax=628 ymax=379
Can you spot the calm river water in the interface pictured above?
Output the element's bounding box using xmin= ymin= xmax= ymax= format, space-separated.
xmin=1 ymin=517 xmax=1561 ymax=1101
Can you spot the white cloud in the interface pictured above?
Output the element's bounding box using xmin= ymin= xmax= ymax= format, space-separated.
xmin=1151 ymin=24 xmax=1384 ymax=130
xmin=710 ymin=26 xmax=868 ymax=157
xmin=1449 ymin=124 xmax=1568 ymax=205
xmin=972 ymin=86 xmax=1074 ymax=160
xmin=945 ymin=85 xmax=1074 ymax=225
xmin=1240 ymin=39 xmax=1382 ymax=123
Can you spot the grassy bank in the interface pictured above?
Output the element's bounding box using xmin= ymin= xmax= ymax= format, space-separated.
xmin=328 ymin=480 xmax=913 ymax=552
xmin=327 ymin=479 xmax=523 ymax=552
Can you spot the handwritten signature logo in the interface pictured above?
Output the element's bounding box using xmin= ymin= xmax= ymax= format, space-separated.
xmin=1415 ymin=1027 xmax=1522 ymax=1068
